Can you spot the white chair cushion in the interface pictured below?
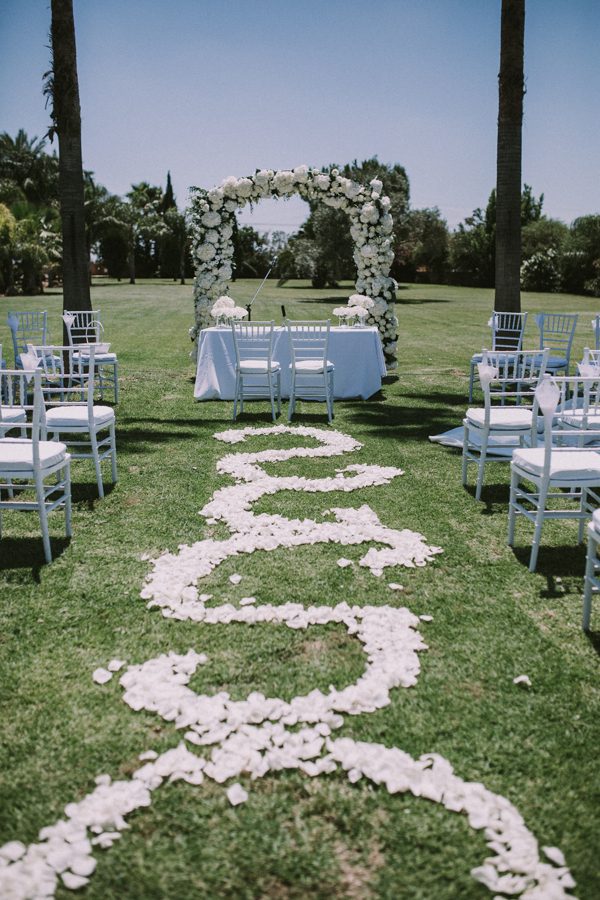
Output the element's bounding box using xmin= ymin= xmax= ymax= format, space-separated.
xmin=513 ymin=448 xmax=600 ymax=481
xmin=592 ymin=508 xmax=600 ymax=532
xmin=559 ymin=411 xmax=600 ymax=429
xmin=74 ymin=351 xmax=117 ymax=362
xmin=546 ymin=356 xmax=568 ymax=370
xmin=0 ymin=437 xmax=68 ymax=472
xmin=238 ymin=359 xmax=281 ymax=374
xmin=466 ymin=407 xmax=533 ymax=429
xmin=293 ymin=360 xmax=335 ymax=373
xmin=0 ymin=406 xmax=26 ymax=423
xmin=46 ymin=405 xmax=115 ymax=428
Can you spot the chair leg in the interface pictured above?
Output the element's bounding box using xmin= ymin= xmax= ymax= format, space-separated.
xmin=95 ymin=362 xmax=103 ymax=400
xmin=529 ymin=480 xmax=549 ymax=573
xmin=276 ymin=372 xmax=281 ymax=416
xmin=110 ymin=422 xmax=118 ymax=484
xmin=233 ymin=373 xmax=240 ymax=421
xmin=35 ymin=469 xmax=52 ymax=564
xmin=578 ymin=488 xmax=587 ymax=544
xmin=64 ymin=460 xmax=72 ymax=539
xmin=288 ymin=375 xmax=296 ymax=422
xmin=475 ymin=431 xmax=489 ymax=501
xmin=268 ymin=377 xmax=276 ymax=422
xmin=582 ymin=531 xmax=597 ymax=631
xmin=508 ymin=467 xmax=518 ymax=546
xmin=468 ymin=361 xmax=475 ymax=403
xmin=461 ymin=423 xmax=469 ymax=486
xmin=90 ymin=430 xmax=104 ymax=499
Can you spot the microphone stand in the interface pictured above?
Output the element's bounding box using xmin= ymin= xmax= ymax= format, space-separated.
xmin=246 ymin=265 xmax=273 ymax=322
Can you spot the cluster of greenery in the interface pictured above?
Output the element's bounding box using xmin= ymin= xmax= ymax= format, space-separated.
xmin=1 ymin=134 xmax=598 ymax=299
xmin=0 ymin=280 xmax=598 ymax=898
xmin=0 ymin=130 xmax=192 ymax=295
xmin=212 ymin=159 xmax=600 ymax=299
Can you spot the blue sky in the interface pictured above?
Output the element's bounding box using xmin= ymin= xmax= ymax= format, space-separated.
xmin=1 ymin=0 xmax=598 ymax=232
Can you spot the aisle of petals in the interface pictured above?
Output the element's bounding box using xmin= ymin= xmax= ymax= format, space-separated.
xmin=0 ymin=426 xmax=575 ymax=899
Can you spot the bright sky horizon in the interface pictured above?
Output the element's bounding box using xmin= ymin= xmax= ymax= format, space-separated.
xmin=1 ymin=0 xmax=599 ymax=235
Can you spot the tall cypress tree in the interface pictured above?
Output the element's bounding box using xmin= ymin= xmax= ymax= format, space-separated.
xmin=161 ymin=171 xmax=176 ymax=213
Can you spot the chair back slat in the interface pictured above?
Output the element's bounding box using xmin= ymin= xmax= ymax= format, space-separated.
xmin=0 ymin=368 xmax=44 ymax=457
xmin=63 ymin=309 xmax=103 ymax=346
xmin=491 ymin=311 xmax=528 ymax=351
xmin=231 ymin=321 xmax=275 ymax=367
xmin=286 ymin=320 xmax=330 ymax=368
xmin=536 ymin=312 xmax=578 ymax=358
xmin=7 ymin=310 xmax=48 ymax=363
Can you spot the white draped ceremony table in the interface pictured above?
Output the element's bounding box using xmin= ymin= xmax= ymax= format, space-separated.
xmin=194 ymin=326 xmax=387 ymax=401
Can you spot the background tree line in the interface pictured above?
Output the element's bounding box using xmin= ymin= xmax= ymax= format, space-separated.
xmin=0 ymin=129 xmax=192 ymax=294
xmin=1 ymin=133 xmax=598 ymax=297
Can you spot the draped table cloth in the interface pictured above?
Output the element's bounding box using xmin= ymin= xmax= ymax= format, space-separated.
xmin=194 ymin=326 xmax=386 ymax=401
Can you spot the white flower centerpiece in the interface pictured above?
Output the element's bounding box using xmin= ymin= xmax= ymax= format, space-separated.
xmin=188 ymin=167 xmax=399 ymax=367
xmin=210 ymin=296 xmax=248 ymax=326
xmin=333 ymin=295 xmax=372 ymax=327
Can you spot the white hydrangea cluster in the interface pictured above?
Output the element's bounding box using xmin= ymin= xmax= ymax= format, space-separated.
xmin=332 ymin=294 xmax=374 ymax=324
xmin=188 ymin=166 xmax=398 ymax=364
xmin=210 ymin=295 xmax=248 ymax=324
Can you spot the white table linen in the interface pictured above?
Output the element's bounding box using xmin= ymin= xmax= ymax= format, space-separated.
xmin=194 ymin=326 xmax=386 ymax=401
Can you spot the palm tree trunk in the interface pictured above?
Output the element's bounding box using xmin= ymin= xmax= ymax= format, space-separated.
xmin=50 ymin=0 xmax=91 ymax=313
xmin=495 ymin=0 xmax=525 ymax=312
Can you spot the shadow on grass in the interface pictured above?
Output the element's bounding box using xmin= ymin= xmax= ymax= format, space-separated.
xmin=343 ymin=397 xmax=461 ymax=441
xmin=584 ymin=629 xmax=600 ymax=657
xmin=510 ymin=543 xmax=588 ymax=578
xmin=70 ymin=482 xmax=117 ymax=508
xmin=397 ymin=297 xmax=452 ymax=305
xmin=0 ymin=536 xmax=70 ymax=577
xmin=463 ymin=482 xmax=510 ymax=514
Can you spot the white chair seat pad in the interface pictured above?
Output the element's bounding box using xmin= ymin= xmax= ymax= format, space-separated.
xmin=513 ymin=448 xmax=600 ymax=481
xmin=0 ymin=406 xmax=26 ymax=423
xmin=74 ymin=351 xmax=117 ymax=363
xmin=592 ymin=508 xmax=600 ymax=532
xmin=0 ymin=437 xmax=68 ymax=472
xmin=293 ymin=359 xmax=335 ymax=373
xmin=239 ymin=359 xmax=281 ymax=374
xmin=46 ymin=405 xmax=115 ymax=428
xmin=466 ymin=407 xmax=533 ymax=429
xmin=560 ymin=411 xmax=600 ymax=429
xmin=546 ymin=356 xmax=568 ymax=370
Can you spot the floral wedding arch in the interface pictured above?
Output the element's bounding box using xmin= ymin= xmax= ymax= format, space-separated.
xmin=188 ymin=166 xmax=399 ymax=366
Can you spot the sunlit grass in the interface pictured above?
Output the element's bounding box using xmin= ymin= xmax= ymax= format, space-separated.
xmin=0 ymin=279 xmax=598 ymax=898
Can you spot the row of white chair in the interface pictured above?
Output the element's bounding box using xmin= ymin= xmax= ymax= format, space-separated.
xmin=467 ymin=311 xmax=600 ymax=402
xmin=231 ymin=320 xmax=335 ymax=424
xmin=4 ymin=308 xmax=119 ymax=403
xmin=0 ymin=345 xmax=117 ymax=563
xmin=462 ymin=352 xmax=600 ymax=623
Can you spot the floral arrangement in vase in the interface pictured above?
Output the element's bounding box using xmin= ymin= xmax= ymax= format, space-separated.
xmin=210 ymin=296 xmax=248 ymax=326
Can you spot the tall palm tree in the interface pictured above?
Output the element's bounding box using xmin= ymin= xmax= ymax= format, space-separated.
xmin=47 ymin=0 xmax=91 ymax=312
xmin=495 ymin=0 xmax=525 ymax=312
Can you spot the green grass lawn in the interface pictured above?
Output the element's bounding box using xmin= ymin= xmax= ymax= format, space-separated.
xmin=0 ymin=279 xmax=599 ymax=899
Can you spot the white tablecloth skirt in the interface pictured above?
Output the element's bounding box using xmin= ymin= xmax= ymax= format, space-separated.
xmin=194 ymin=326 xmax=386 ymax=401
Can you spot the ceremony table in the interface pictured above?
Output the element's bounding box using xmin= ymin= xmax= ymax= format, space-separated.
xmin=194 ymin=326 xmax=386 ymax=401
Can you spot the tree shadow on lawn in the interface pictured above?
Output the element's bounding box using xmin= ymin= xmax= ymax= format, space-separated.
xmin=397 ymin=297 xmax=452 ymax=305
xmin=343 ymin=393 xmax=463 ymax=441
xmin=0 ymin=536 xmax=70 ymax=578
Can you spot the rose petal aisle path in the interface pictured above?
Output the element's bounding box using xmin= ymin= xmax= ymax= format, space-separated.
xmin=0 ymin=426 xmax=577 ymax=898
